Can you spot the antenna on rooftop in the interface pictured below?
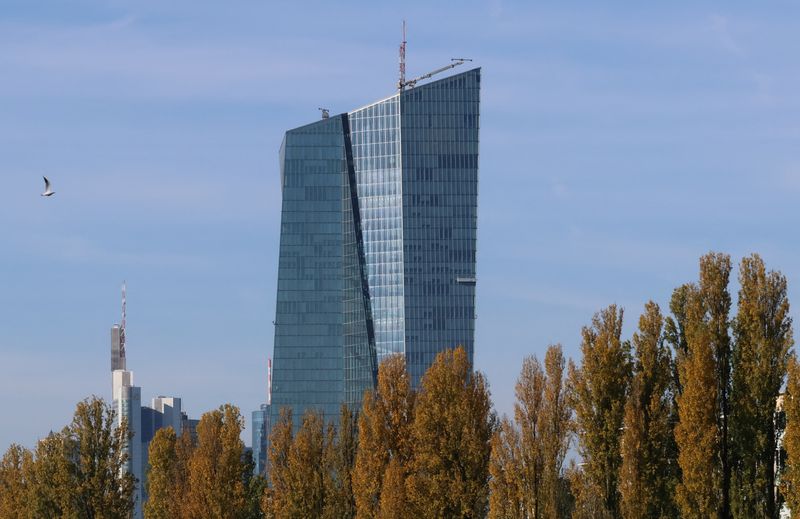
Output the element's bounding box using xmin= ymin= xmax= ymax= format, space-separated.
xmin=120 ymin=281 xmax=127 ymax=361
xmin=396 ymin=20 xmax=471 ymax=91
xmin=399 ymin=20 xmax=407 ymax=91
xmin=267 ymin=357 xmax=272 ymax=406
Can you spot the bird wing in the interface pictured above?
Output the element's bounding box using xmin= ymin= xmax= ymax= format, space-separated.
xmin=43 ymin=176 xmax=51 ymax=191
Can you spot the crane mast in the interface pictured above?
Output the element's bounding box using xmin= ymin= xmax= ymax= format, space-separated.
xmin=397 ymin=22 xmax=471 ymax=91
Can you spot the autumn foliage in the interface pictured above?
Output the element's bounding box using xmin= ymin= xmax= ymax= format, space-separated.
xmin=4 ymin=252 xmax=800 ymax=519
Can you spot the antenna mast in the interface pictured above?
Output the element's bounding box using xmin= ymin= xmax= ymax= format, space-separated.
xmin=398 ymin=20 xmax=407 ymax=91
xmin=267 ymin=358 xmax=272 ymax=406
xmin=120 ymin=281 xmax=127 ymax=362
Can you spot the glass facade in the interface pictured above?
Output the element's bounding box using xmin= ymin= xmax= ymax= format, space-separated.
xmin=252 ymin=404 xmax=270 ymax=475
xmin=400 ymin=69 xmax=480 ymax=383
xmin=271 ymin=68 xmax=480 ymax=426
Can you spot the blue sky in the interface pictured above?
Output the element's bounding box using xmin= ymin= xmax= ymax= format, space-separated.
xmin=2 ymin=1 xmax=800 ymax=449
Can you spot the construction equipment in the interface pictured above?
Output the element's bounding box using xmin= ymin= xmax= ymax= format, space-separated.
xmin=400 ymin=58 xmax=473 ymax=91
xmin=397 ymin=21 xmax=471 ymax=91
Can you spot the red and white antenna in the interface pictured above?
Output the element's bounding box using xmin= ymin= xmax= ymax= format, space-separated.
xmin=398 ymin=20 xmax=407 ymax=91
xmin=120 ymin=281 xmax=127 ymax=360
xmin=267 ymin=357 xmax=272 ymax=406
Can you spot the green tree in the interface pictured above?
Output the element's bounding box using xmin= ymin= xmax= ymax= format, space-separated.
xmin=322 ymin=405 xmax=357 ymax=519
xmin=0 ymin=444 xmax=33 ymax=519
xmin=406 ymin=346 xmax=494 ymax=518
xmin=781 ymin=356 xmax=800 ymax=514
xmin=568 ymin=305 xmax=631 ymax=518
xmin=187 ymin=404 xmax=249 ymax=519
xmin=730 ymin=254 xmax=793 ymax=518
xmin=353 ymin=354 xmax=415 ymax=519
xmin=619 ymin=301 xmax=678 ymax=519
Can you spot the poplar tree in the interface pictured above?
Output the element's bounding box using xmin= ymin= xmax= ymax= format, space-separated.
xmin=673 ymin=252 xmax=733 ymax=518
xmin=145 ymin=426 xmax=193 ymax=519
xmin=539 ymin=345 xmax=572 ymax=519
xmin=352 ymin=354 xmax=415 ymax=519
xmin=514 ymin=354 xmax=546 ymax=518
xmin=25 ymin=429 xmax=75 ymax=517
xmin=406 ymin=347 xmax=494 ymax=519
xmin=186 ymin=404 xmax=249 ymax=519
xmin=781 ymin=356 xmax=800 ymax=514
xmin=0 ymin=444 xmax=32 ymax=519
xmin=286 ymin=410 xmax=326 ymax=518
xmin=488 ymin=345 xmax=571 ymax=519
xmin=568 ymin=305 xmax=631 ymax=518
xmin=68 ymin=397 xmax=136 ymax=518
xmin=730 ymin=254 xmax=793 ymax=518
xmin=675 ymin=285 xmax=719 ymax=518
xmin=619 ymin=301 xmax=677 ymax=519
xmin=322 ymin=405 xmax=357 ymax=519
xmin=263 ymin=408 xmax=293 ymax=518
xmin=701 ymin=253 xmax=733 ymax=519
xmin=489 ymin=417 xmax=524 ymax=519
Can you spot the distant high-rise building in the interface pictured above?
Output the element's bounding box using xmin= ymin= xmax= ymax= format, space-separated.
xmin=251 ymin=358 xmax=272 ymax=475
xmin=111 ymin=324 xmax=125 ymax=371
xmin=271 ymin=67 xmax=480 ymax=425
xmin=112 ymin=369 xmax=142 ymax=519
xmin=109 ymin=284 xmax=193 ymax=519
xmin=252 ymin=404 xmax=269 ymax=475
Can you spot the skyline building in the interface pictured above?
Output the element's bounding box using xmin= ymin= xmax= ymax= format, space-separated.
xmin=109 ymin=284 xmax=193 ymax=519
xmin=271 ymin=67 xmax=480 ymax=425
xmin=251 ymin=358 xmax=272 ymax=475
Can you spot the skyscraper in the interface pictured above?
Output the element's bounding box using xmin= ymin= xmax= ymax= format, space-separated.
xmin=109 ymin=284 xmax=192 ymax=519
xmin=271 ymin=67 xmax=480 ymax=425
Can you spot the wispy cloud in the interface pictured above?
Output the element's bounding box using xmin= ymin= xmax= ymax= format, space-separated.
xmin=709 ymin=14 xmax=745 ymax=56
xmin=22 ymin=234 xmax=212 ymax=268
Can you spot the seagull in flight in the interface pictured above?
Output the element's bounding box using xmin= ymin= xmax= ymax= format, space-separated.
xmin=41 ymin=176 xmax=55 ymax=197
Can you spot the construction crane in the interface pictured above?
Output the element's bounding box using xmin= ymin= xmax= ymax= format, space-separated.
xmin=397 ymin=21 xmax=471 ymax=91
xmin=400 ymin=58 xmax=473 ymax=91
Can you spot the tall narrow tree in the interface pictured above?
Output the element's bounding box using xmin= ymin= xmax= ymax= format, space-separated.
xmin=263 ymin=408 xmax=294 ymax=518
xmin=186 ymin=404 xmax=249 ymax=519
xmin=352 ymin=354 xmax=415 ymax=519
xmin=619 ymin=301 xmax=677 ymax=518
xmin=675 ymin=285 xmax=719 ymax=518
xmin=285 ymin=410 xmax=326 ymax=517
xmin=569 ymin=305 xmax=631 ymax=518
xmin=68 ymin=397 xmax=136 ymax=518
xmin=0 ymin=444 xmax=32 ymax=519
xmin=730 ymin=254 xmax=793 ymax=518
xmin=489 ymin=417 xmax=524 ymax=519
xmin=323 ymin=405 xmax=357 ymax=519
xmin=781 ymin=355 xmax=800 ymax=514
xmin=700 ymin=253 xmax=733 ymax=519
xmin=540 ymin=345 xmax=572 ymax=519
xmin=145 ymin=426 xmax=193 ymax=519
xmin=406 ymin=346 xmax=494 ymax=518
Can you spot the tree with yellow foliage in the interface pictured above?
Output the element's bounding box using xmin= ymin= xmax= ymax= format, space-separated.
xmin=352 ymin=354 xmax=415 ymax=519
xmin=406 ymin=347 xmax=494 ymax=518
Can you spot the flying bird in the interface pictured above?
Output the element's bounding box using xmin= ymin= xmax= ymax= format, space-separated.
xmin=41 ymin=176 xmax=55 ymax=197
